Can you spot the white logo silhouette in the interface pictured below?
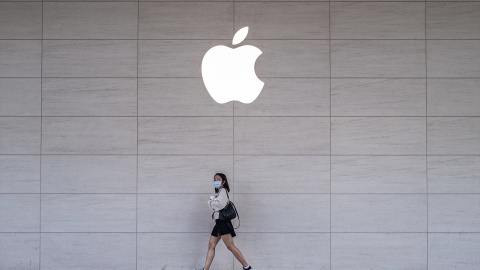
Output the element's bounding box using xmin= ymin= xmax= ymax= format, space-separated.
xmin=201 ymin=27 xmax=264 ymax=104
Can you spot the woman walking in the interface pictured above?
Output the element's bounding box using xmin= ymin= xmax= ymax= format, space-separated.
xmin=196 ymin=173 xmax=252 ymax=270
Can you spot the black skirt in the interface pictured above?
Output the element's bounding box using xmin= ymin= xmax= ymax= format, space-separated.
xmin=211 ymin=219 xmax=236 ymax=237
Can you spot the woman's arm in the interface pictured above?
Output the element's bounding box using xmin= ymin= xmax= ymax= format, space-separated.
xmin=207 ymin=195 xmax=216 ymax=210
xmin=208 ymin=188 xmax=229 ymax=211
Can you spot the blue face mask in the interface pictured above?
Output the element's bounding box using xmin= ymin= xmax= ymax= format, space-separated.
xmin=213 ymin=181 xmax=222 ymax=189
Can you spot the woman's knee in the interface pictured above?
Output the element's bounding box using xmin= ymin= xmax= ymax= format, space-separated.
xmin=208 ymin=242 xmax=217 ymax=250
xmin=225 ymin=243 xmax=236 ymax=251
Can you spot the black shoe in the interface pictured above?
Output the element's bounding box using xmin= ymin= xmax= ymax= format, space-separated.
xmin=243 ymin=267 xmax=252 ymax=270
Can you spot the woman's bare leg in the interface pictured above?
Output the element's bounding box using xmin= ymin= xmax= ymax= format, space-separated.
xmin=220 ymin=234 xmax=249 ymax=267
xmin=204 ymin=235 xmax=221 ymax=270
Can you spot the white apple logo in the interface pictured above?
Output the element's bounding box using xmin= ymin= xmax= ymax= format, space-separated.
xmin=201 ymin=27 xmax=264 ymax=104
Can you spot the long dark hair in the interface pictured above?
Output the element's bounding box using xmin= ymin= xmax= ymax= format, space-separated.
xmin=214 ymin=173 xmax=230 ymax=193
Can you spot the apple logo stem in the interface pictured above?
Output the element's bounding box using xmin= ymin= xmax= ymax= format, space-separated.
xmin=201 ymin=27 xmax=264 ymax=104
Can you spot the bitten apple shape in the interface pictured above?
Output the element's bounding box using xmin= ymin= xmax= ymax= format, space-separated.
xmin=201 ymin=27 xmax=264 ymax=104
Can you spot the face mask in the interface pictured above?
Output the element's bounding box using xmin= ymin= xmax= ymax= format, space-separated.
xmin=213 ymin=181 xmax=222 ymax=189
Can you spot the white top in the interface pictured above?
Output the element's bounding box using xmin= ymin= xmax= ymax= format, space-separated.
xmin=208 ymin=187 xmax=229 ymax=220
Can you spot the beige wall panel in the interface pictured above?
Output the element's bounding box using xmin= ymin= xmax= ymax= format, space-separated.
xmin=41 ymin=155 xmax=137 ymax=193
xmin=331 ymin=2 xmax=425 ymax=39
xmin=234 ymin=117 xmax=330 ymax=155
xmin=43 ymin=2 xmax=138 ymax=39
xmin=332 ymin=233 xmax=427 ymax=270
xmin=0 ymin=117 xmax=40 ymax=154
xmin=0 ymin=3 xmax=42 ymax=39
xmin=428 ymin=233 xmax=480 ymax=269
xmin=0 ymin=78 xmax=41 ymax=116
xmin=332 ymin=117 xmax=426 ymax=155
xmin=138 ymin=117 xmax=233 ymax=155
xmin=138 ymin=155 xmax=233 ymax=193
xmin=331 ymin=40 xmax=425 ymax=77
xmin=234 ymin=78 xmax=330 ymax=116
xmin=139 ymin=40 xmax=220 ymax=78
xmin=427 ymin=79 xmax=480 ymax=116
xmin=0 ymin=40 xmax=41 ymax=77
xmin=234 ymin=194 xmax=330 ymax=233
xmin=42 ymin=117 xmax=137 ymax=154
xmin=42 ymin=78 xmax=137 ymax=116
xmin=427 ymin=3 xmax=480 ymax=39
xmin=41 ymin=194 xmax=136 ymax=232
xmin=137 ymin=194 xmax=215 ymax=232
xmin=0 ymin=155 xmax=40 ymax=193
xmin=138 ymin=233 xmax=233 ymax=270
xmin=427 ymin=40 xmax=480 ymax=77
xmin=234 ymin=2 xmax=329 ymax=39
xmin=234 ymin=233 xmax=330 ymax=270
xmin=429 ymin=194 xmax=480 ymax=232
xmin=332 ymin=78 xmax=426 ymax=116
xmin=0 ymin=233 xmax=39 ymax=270
xmin=138 ymin=78 xmax=232 ymax=116
xmin=332 ymin=156 xmax=426 ymax=193
xmin=427 ymin=117 xmax=480 ymax=155
xmin=428 ymin=156 xmax=480 ymax=194
xmin=234 ymin=155 xmax=330 ymax=194
xmin=41 ymin=233 xmax=136 ymax=270
xmin=0 ymin=194 xmax=39 ymax=232
xmin=139 ymin=2 xmax=232 ymax=39
xmin=332 ymin=194 xmax=427 ymax=232
xmin=42 ymin=40 xmax=137 ymax=77
xmin=254 ymin=40 xmax=330 ymax=78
